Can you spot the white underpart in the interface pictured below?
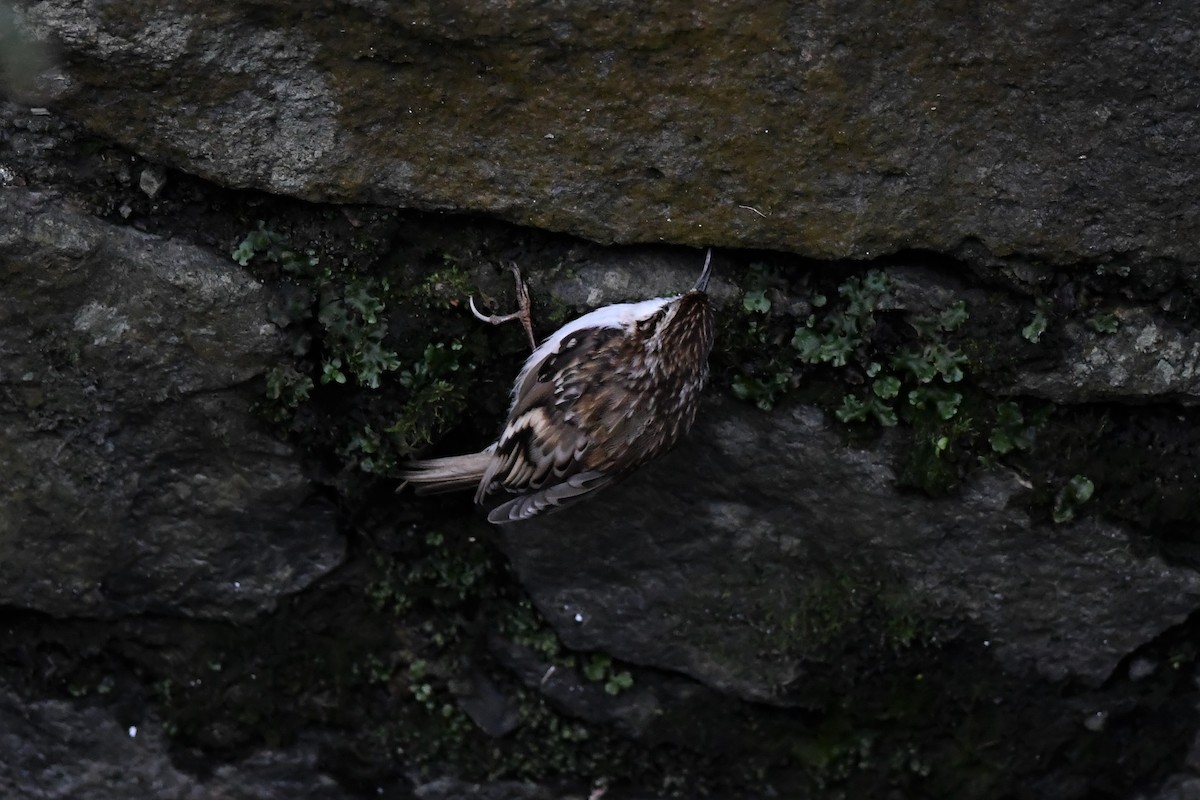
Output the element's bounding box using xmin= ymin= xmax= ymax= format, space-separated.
xmin=510 ymin=296 xmax=678 ymax=403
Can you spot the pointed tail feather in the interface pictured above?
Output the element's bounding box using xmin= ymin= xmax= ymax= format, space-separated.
xmin=397 ymin=451 xmax=491 ymax=495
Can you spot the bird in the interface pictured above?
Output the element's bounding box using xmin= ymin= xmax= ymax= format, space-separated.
xmin=398 ymin=249 xmax=716 ymax=524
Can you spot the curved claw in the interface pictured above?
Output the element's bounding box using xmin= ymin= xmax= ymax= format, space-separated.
xmin=468 ymin=295 xmax=494 ymax=324
xmin=467 ymin=264 xmax=538 ymax=351
xmin=469 ymin=295 xmax=520 ymax=326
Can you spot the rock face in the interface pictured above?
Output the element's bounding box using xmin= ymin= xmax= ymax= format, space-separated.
xmin=4 ymin=1 xmax=1200 ymax=797
xmin=1014 ymin=309 xmax=1200 ymax=403
xmin=12 ymin=0 xmax=1200 ymax=264
xmin=501 ymin=400 xmax=1200 ymax=701
xmin=0 ymin=681 xmax=353 ymax=800
xmin=0 ymin=678 xmax=566 ymax=800
xmin=0 ymin=189 xmax=342 ymax=619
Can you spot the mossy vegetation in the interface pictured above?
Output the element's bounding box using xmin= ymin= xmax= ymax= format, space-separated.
xmin=234 ymin=223 xmax=482 ymax=477
xmin=718 ymin=258 xmax=1143 ymax=507
xmin=785 ymin=570 xmax=931 ymax=656
xmin=721 ymin=261 xmax=987 ymax=496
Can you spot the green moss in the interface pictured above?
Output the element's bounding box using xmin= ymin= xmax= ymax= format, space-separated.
xmin=232 ymin=221 xmax=504 ymax=482
xmin=777 ymin=570 xmax=932 ymax=662
xmin=399 ymin=255 xmax=478 ymax=311
xmin=581 ymin=654 xmax=635 ymax=696
xmin=719 ymin=263 xmax=993 ymax=495
xmin=1022 ymin=296 xmax=1052 ymax=343
xmin=725 ymin=267 xmax=970 ymax=429
xmin=234 ymin=222 xmax=403 ymax=391
xmin=382 ymin=340 xmax=473 ymax=460
xmin=1051 ymin=474 xmax=1095 ymax=523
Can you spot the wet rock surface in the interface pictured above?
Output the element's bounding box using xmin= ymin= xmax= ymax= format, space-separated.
xmin=10 ymin=0 xmax=1200 ymax=263
xmin=1013 ymin=308 xmax=1200 ymax=403
xmin=0 ymin=680 xmax=353 ymax=800
xmin=503 ymin=400 xmax=1200 ymax=698
xmin=0 ymin=188 xmax=342 ymax=618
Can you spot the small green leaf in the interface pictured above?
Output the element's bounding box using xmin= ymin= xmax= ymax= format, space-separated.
xmin=908 ymin=388 xmax=962 ymax=420
xmin=935 ymin=392 xmax=963 ymax=420
xmin=938 ymin=301 xmax=969 ymax=332
xmin=835 ymin=394 xmax=868 ymax=423
xmin=990 ymin=401 xmax=1031 ymax=454
xmin=1023 ymin=298 xmax=1052 ymax=343
xmin=605 ymin=671 xmax=634 ymax=695
xmin=1052 ymin=506 xmax=1074 ymax=524
xmin=1086 ymin=312 xmax=1119 ymax=334
xmin=893 ymin=349 xmax=937 ymax=383
xmin=873 ymin=375 xmax=901 ymax=399
xmin=731 ymin=375 xmax=755 ymax=402
xmin=818 ymin=335 xmax=855 ymax=367
xmin=264 ymin=366 xmax=313 ymax=407
xmin=742 ymin=289 xmax=771 ymax=314
xmin=231 ymin=223 xmax=283 ymax=266
xmin=862 ymin=269 xmax=891 ymax=298
xmin=344 ymin=280 xmax=386 ymax=323
xmin=827 ymin=313 xmax=862 ymax=339
xmin=910 ymin=315 xmax=941 ymax=339
xmin=995 ymin=401 xmax=1023 ymax=428
xmin=730 ymin=369 xmax=791 ymax=411
xmin=1022 ymin=316 xmax=1046 ymax=343
xmin=792 ymin=327 xmax=823 ymax=362
xmin=1052 ymin=475 xmax=1095 ymax=523
xmin=321 ymin=359 xmax=346 ymax=385
xmin=1066 ymin=474 xmax=1095 ymax=504
xmin=868 ymin=397 xmax=899 ymax=427
xmin=583 ymin=655 xmax=609 ymax=682
xmin=927 ymin=343 xmax=967 ymax=383
xmin=231 ymin=243 xmax=255 ymax=266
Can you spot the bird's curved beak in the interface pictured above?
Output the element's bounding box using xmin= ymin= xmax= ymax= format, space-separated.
xmin=692 ymin=248 xmax=713 ymax=293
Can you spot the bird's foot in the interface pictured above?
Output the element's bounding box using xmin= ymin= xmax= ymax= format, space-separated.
xmin=469 ymin=262 xmax=537 ymax=351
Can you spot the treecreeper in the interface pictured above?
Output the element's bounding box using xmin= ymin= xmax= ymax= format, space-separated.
xmin=399 ymin=250 xmax=717 ymax=523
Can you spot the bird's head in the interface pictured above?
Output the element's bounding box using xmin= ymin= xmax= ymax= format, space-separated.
xmin=633 ymin=249 xmax=715 ymax=360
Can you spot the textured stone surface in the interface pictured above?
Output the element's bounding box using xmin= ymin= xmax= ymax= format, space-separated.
xmin=489 ymin=634 xmax=734 ymax=741
xmin=1014 ymin=309 xmax=1200 ymax=403
xmin=0 ymin=189 xmax=342 ymax=619
xmin=12 ymin=0 xmax=1200 ymax=264
xmin=0 ymin=678 xmax=594 ymax=799
xmin=4 ymin=3 xmax=1200 ymax=794
xmin=412 ymin=778 xmax=561 ymax=800
xmin=0 ymin=682 xmax=353 ymax=800
xmin=1138 ymin=775 xmax=1200 ymax=800
xmin=501 ymin=399 xmax=1200 ymax=701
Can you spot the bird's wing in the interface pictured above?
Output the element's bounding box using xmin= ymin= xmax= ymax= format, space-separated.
xmin=476 ymin=325 xmax=624 ymax=519
xmin=486 ymin=470 xmax=613 ymax=523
